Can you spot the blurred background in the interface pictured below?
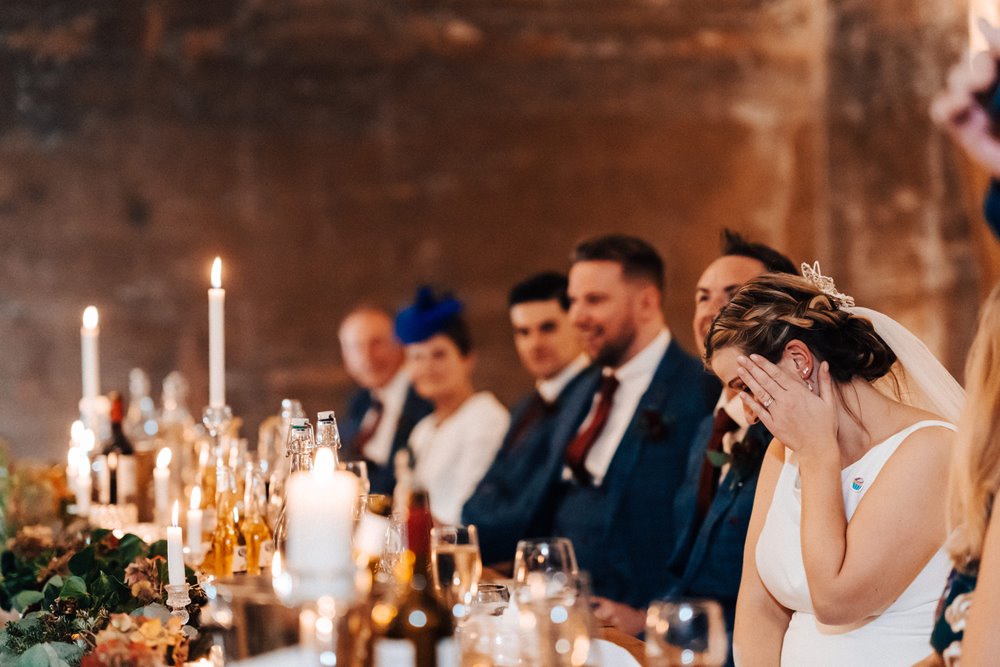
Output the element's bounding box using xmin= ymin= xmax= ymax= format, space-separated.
xmin=1 ymin=0 xmax=996 ymax=460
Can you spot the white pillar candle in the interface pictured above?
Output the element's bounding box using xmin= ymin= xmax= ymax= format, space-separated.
xmin=97 ymin=455 xmax=111 ymax=505
xmin=76 ymin=469 xmax=91 ymax=516
xmin=208 ymin=257 xmax=226 ymax=408
xmin=286 ymin=448 xmax=358 ymax=576
xmin=66 ymin=446 xmax=80 ymax=496
xmin=187 ymin=487 xmax=203 ymax=553
xmin=167 ymin=502 xmax=185 ymax=586
xmin=154 ymin=448 xmax=172 ymax=524
xmin=80 ymin=307 xmax=100 ymax=402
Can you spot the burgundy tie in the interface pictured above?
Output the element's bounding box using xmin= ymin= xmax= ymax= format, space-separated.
xmin=353 ymin=397 xmax=384 ymax=457
xmin=694 ymin=408 xmax=739 ymax=527
xmin=565 ymin=373 xmax=620 ymax=484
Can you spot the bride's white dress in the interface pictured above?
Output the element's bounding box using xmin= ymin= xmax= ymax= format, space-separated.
xmin=756 ymin=420 xmax=954 ymax=666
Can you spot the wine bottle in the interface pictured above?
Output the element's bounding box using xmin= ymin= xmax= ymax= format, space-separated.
xmin=371 ymin=489 xmax=456 ymax=667
xmin=102 ymin=391 xmax=137 ymax=505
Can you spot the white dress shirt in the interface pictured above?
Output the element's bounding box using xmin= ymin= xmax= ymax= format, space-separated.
xmin=360 ymin=368 xmax=412 ymax=466
xmin=536 ymin=354 xmax=590 ymax=404
xmin=409 ymin=391 xmax=510 ymax=524
xmin=715 ymin=390 xmax=750 ymax=483
xmin=566 ymin=328 xmax=671 ymax=486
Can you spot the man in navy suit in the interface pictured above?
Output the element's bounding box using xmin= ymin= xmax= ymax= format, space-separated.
xmin=338 ymin=306 xmax=432 ymax=496
xmin=463 ymin=272 xmax=589 ymax=565
xmin=533 ymin=235 xmax=713 ymax=608
xmin=591 ymin=230 xmax=795 ymax=660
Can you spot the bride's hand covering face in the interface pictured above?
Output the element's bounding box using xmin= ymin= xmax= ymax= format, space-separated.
xmin=735 ymin=352 xmax=838 ymax=462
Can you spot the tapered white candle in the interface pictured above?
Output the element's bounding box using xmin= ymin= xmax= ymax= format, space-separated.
xmin=81 ymin=307 xmax=100 ymax=401
xmin=167 ymin=501 xmax=184 ymax=586
xmin=76 ymin=467 xmax=91 ymax=516
xmin=154 ymin=448 xmax=172 ymax=524
xmin=187 ymin=487 xmax=203 ymax=552
xmin=208 ymin=258 xmax=226 ymax=408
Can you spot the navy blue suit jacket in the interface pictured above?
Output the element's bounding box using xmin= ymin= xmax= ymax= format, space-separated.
xmin=462 ymin=368 xmax=589 ymax=565
xmin=339 ymin=385 xmax=433 ymax=496
xmin=537 ymin=341 xmax=713 ymax=608
xmin=667 ymin=416 xmax=770 ymax=664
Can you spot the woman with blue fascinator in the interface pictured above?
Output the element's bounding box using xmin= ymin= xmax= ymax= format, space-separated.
xmin=395 ymin=287 xmax=510 ymax=525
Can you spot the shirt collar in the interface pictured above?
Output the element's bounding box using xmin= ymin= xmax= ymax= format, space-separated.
xmin=715 ymin=389 xmax=749 ymax=430
xmin=373 ymin=367 xmax=410 ymax=404
xmin=609 ymin=328 xmax=671 ymax=383
xmin=537 ymin=354 xmax=590 ymax=403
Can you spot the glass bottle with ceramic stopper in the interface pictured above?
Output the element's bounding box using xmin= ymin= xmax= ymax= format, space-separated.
xmin=272 ymin=417 xmax=315 ymax=559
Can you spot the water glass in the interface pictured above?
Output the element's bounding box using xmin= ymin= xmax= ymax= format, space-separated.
xmin=646 ymin=598 xmax=728 ymax=667
xmin=517 ymin=571 xmax=594 ymax=667
xmin=431 ymin=525 xmax=483 ymax=618
xmin=513 ymin=537 xmax=579 ymax=588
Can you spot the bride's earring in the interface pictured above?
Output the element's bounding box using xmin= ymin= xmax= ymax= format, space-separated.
xmin=803 ymin=367 xmax=814 ymax=392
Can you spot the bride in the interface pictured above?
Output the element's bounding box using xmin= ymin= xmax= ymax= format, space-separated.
xmin=703 ymin=266 xmax=964 ymax=666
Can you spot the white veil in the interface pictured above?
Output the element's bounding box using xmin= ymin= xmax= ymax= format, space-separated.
xmin=801 ymin=263 xmax=966 ymax=423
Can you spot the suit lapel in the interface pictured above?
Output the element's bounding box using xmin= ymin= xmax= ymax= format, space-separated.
xmin=599 ymin=341 xmax=686 ymax=496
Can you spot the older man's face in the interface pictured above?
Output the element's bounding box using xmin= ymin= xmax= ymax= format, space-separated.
xmin=338 ymin=310 xmax=405 ymax=390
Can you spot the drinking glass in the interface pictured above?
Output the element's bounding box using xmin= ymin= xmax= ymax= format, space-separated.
xmin=513 ymin=537 xmax=579 ymax=588
xmin=457 ymin=584 xmax=517 ymax=667
xmin=379 ymin=511 xmax=407 ymax=574
xmin=517 ymin=571 xmax=594 ymax=667
xmin=646 ymin=598 xmax=728 ymax=667
xmin=339 ymin=460 xmax=371 ymax=494
xmin=430 ymin=525 xmax=483 ymax=618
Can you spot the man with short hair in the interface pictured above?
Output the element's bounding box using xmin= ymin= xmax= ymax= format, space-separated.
xmin=338 ymin=306 xmax=432 ymax=495
xmin=591 ymin=230 xmax=795 ymax=660
xmin=533 ymin=235 xmax=713 ymax=608
xmin=463 ymin=272 xmax=589 ymax=564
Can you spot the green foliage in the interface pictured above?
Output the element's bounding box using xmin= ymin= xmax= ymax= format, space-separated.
xmin=0 ymin=530 xmax=181 ymax=660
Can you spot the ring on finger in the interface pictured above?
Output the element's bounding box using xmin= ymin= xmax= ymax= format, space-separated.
xmin=762 ymin=395 xmax=774 ymax=409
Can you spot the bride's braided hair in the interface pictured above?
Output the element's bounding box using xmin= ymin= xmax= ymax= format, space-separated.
xmin=704 ymin=273 xmax=896 ymax=383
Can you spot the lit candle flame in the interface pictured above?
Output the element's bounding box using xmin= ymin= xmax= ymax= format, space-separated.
xmin=191 ymin=486 xmax=201 ymax=510
xmin=70 ymin=420 xmax=84 ymax=443
xmin=172 ymin=500 xmax=180 ymax=527
xmin=156 ymin=448 xmax=172 ymax=469
xmin=82 ymin=306 xmax=99 ymax=330
xmin=211 ymin=257 xmax=222 ymax=289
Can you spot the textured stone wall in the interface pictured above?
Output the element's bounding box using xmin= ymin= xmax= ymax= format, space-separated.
xmin=0 ymin=0 xmax=977 ymax=461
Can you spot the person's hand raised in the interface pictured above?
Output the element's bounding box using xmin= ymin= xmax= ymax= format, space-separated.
xmin=737 ymin=355 xmax=838 ymax=464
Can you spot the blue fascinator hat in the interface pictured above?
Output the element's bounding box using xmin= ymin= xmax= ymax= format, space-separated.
xmin=394 ymin=286 xmax=464 ymax=344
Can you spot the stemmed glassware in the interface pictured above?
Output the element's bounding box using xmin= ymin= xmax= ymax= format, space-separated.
xmin=646 ymin=598 xmax=728 ymax=667
xmin=430 ymin=525 xmax=483 ymax=619
xmin=513 ymin=537 xmax=579 ymax=590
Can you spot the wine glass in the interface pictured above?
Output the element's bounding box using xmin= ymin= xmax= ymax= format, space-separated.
xmin=339 ymin=460 xmax=371 ymax=494
xmin=430 ymin=525 xmax=483 ymax=619
xmin=513 ymin=537 xmax=579 ymax=588
xmin=646 ymin=598 xmax=728 ymax=667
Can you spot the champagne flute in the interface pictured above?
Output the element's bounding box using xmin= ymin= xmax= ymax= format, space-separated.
xmin=430 ymin=524 xmax=483 ymax=619
xmin=646 ymin=598 xmax=728 ymax=667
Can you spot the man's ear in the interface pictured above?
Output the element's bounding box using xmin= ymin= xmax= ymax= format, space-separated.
xmin=783 ymin=339 xmax=816 ymax=379
xmin=635 ymin=283 xmax=662 ymax=319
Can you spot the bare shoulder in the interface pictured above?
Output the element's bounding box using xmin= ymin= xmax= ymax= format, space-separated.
xmin=879 ymin=416 xmax=954 ymax=480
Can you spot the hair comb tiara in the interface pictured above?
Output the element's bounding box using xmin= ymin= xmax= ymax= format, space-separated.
xmin=800 ymin=261 xmax=855 ymax=308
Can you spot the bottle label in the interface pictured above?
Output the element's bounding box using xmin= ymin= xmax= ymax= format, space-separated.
xmin=233 ymin=545 xmax=248 ymax=573
xmin=259 ymin=541 xmax=274 ymax=568
xmin=373 ymin=639 xmax=416 ymax=667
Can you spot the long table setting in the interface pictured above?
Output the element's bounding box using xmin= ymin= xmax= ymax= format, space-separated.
xmin=0 ymin=257 xmax=724 ymax=667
